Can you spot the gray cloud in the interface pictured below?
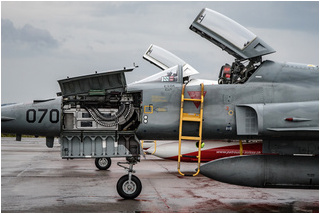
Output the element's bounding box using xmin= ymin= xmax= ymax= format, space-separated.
xmin=2 ymin=19 xmax=59 ymax=56
xmin=80 ymin=1 xmax=319 ymax=33
xmin=205 ymin=1 xmax=319 ymax=33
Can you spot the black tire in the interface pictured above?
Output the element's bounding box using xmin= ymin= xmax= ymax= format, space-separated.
xmin=117 ymin=174 xmax=142 ymax=199
xmin=95 ymin=157 xmax=112 ymax=170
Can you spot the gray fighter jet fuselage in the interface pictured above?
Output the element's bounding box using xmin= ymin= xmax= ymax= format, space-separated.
xmin=3 ymin=60 xmax=317 ymax=144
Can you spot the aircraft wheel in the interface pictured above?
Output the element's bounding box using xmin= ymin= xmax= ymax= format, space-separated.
xmin=95 ymin=157 xmax=112 ymax=170
xmin=117 ymin=174 xmax=142 ymax=199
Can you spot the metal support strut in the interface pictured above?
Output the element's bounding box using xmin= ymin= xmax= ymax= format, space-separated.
xmin=178 ymin=83 xmax=204 ymax=176
xmin=117 ymin=158 xmax=137 ymax=180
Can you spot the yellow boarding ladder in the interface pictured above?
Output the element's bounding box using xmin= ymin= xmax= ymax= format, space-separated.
xmin=178 ymin=83 xmax=204 ymax=176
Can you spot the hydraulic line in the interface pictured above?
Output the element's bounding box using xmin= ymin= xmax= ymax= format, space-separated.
xmin=91 ymin=104 xmax=126 ymax=121
xmin=85 ymin=107 xmax=117 ymax=127
xmin=84 ymin=103 xmax=134 ymax=127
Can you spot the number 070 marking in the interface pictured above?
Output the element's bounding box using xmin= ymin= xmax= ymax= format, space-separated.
xmin=26 ymin=109 xmax=59 ymax=123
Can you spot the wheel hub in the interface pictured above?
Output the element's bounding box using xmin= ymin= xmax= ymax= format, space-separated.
xmin=123 ymin=181 xmax=137 ymax=194
xmin=98 ymin=158 xmax=108 ymax=167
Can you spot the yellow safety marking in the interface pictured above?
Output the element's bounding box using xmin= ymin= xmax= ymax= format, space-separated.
xmin=155 ymin=107 xmax=167 ymax=112
xmin=151 ymin=95 xmax=167 ymax=102
xmin=144 ymin=105 xmax=153 ymax=114
xmin=239 ymin=140 xmax=243 ymax=155
xmin=307 ymin=64 xmax=316 ymax=67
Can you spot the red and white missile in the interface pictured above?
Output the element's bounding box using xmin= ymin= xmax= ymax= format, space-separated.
xmin=146 ymin=140 xmax=262 ymax=162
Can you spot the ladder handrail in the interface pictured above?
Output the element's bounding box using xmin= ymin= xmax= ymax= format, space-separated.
xmin=178 ymin=84 xmax=186 ymax=175
xmin=194 ymin=83 xmax=204 ymax=176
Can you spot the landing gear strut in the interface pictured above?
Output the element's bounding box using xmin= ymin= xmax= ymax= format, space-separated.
xmin=117 ymin=157 xmax=142 ymax=199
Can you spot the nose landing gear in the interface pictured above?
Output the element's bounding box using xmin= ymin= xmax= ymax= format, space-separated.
xmin=117 ymin=157 xmax=142 ymax=199
xmin=117 ymin=174 xmax=142 ymax=199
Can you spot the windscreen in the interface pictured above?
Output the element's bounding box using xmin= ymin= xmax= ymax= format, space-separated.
xmin=134 ymin=65 xmax=180 ymax=84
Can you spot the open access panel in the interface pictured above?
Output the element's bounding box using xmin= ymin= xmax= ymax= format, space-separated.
xmin=57 ymin=67 xmax=143 ymax=199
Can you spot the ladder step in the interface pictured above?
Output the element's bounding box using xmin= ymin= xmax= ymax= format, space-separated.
xmin=182 ymin=113 xmax=201 ymax=122
xmin=184 ymin=98 xmax=201 ymax=102
xmin=182 ymin=117 xmax=202 ymax=122
xmin=181 ymin=136 xmax=201 ymax=141
xmin=182 ymin=155 xmax=198 ymax=158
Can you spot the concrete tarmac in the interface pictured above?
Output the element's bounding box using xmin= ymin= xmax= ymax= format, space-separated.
xmin=1 ymin=137 xmax=319 ymax=213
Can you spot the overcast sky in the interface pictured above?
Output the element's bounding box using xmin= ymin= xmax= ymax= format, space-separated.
xmin=1 ymin=1 xmax=319 ymax=103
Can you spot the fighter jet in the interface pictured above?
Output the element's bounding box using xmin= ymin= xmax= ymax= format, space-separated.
xmin=2 ymin=8 xmax=318 ymax=199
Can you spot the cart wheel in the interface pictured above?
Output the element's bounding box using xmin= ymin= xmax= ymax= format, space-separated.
xmin=95 ymin=157 xmax=112 ymax=170
xmin=117 ymin=174 xmax=142 ymax=199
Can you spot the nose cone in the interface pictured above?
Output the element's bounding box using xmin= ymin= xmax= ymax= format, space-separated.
xmin=200 ymin=155 xmax=265 ymax=187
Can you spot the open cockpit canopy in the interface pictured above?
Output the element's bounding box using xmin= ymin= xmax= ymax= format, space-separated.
xmin=143 ymin=44 xmax=199 ymax=78
xmin=190 ymin=8 xmax=275 ymax=60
